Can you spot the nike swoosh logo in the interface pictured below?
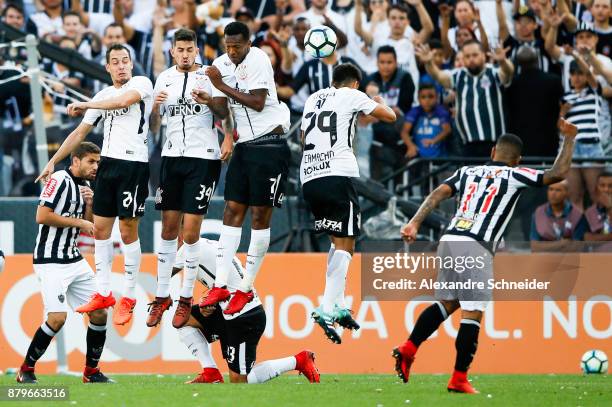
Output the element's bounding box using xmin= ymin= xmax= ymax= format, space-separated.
xmin=198 ymin=205 xmax=206 ymax=209
xmin=165 ymin=83 xmax=172 ymax=87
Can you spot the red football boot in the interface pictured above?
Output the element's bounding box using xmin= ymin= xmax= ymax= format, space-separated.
xmin=113 ymin=297 xmax=136 ymax=325
xmin=294 ymin=350 xmax=320 ymax=383
xmin=16 ymin=364 xmax=37 ymax=384
xmin=392 ymin=340 xmax=417 ymax=383
xmin=186 ymin=368 xmax=224 ymax=384
xmin=223 ymin=290 xmax=254 ymax=315
xmin=199 ymin=287 xmax=231 ymax=307
xmin=172 ymin=296 xmax=193 ymax=328
xmin=447 ymin=370 xmax=479 ymax=394
xmin=83 ymin=366 xmax=115 ymax=383
xmin=146 ymin=296 xmax=173 ymax=327
xmin=75 ymin=292 xmax=116 ymax=313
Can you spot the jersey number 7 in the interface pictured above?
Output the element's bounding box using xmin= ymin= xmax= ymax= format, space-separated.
xmin=303 ymin=110 xmax=338 ymax=151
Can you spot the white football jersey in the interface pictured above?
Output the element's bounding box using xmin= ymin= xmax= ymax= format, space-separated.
xmin=174 ymin=238 xmax=262 ymax=320
xmin=212 ymin=47 xmax=290 ymax=143
xmin=300 ymin=87 xmax=377 ymax=184
xmin=154 ymin=66 xmax=220 ymax=159
xmin=82 ymin=76 xmax=153 ymax=162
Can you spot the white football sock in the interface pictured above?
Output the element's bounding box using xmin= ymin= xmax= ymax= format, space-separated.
xmin=240 ymin=228 xmax=270 ymax=292
xmin=246 ymin=356 xmax=296 ymax=384
xmin=122 ymin=239 xmax=141 ymax=299
xmin=178 ymin=326 xmax=217 ymax=369
xmin=180 ymin=240 xmax=199 ymax=298
xmin=327 ymin=244 xmax=347 ymax=308
xmin=156 ymin=238 xmax=177 ymax=298
xmin=321 ymin=250 xmax=351 ymax=314
xmin=327 ymin=243 xmax=336 ymax=267
xmin=215 ymin=225 xmax=242 ymax=287
xmin=94 ymin=238 xmax=113 ymax=296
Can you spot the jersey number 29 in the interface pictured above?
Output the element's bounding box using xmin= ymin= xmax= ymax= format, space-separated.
xmin=303 ymin=111 xmax=337 ymax=151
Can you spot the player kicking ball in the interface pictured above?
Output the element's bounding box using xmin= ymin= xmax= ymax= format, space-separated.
xmin=19 ymin=142 xmax=113 ymax=384
xmin=299 ymin=63 xmax=396 ymax=344
xmin=172 ymin=238 xmax=319 ymax=384
xmin=393 ymin=119 xmax=578 ymax=393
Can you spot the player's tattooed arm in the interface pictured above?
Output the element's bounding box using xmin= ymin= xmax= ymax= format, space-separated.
xmin=543 ymin=119 xmax=578 ymax=185
xmin=401 ymin=184 xmax=453 ymax=241
xmin=221 ymin=112 xmax=234 ymax=161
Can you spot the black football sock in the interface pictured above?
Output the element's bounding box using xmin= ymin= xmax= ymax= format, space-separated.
xmin=24 ymin=322 xmax=57 ymax=368
xmin=408 ymin=302 xmax=449 ymax=347
xmin=454 ymin=319 xmax=481 ymax=372
xmin=86 ymin=322 xmax=107 ymax=368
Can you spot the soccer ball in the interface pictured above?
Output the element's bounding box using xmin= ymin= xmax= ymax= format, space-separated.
xmin=304 ymin=25 xmax=337 ymax=59
xmin=580 ymin=350 xmax=608 ymax=374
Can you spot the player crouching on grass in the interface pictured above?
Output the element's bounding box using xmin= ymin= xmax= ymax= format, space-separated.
xmin=171 ymin=238 xmax=319 ymax=384
xmin=18 ymin=142 xmax=113 ymax=384
xmin=393 ymin=119 xmax=578 ymax=393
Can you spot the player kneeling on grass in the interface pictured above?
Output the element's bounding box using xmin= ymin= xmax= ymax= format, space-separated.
xmin=18 ymin=142 xmax=113 ymax=384
xmin=299 ymin=63 xmax=396 ymax=344
xmin=171 ymin=238 xmax=319 ymax=384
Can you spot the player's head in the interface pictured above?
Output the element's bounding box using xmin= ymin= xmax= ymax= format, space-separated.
xmin=547 ymin=180 xmax=569 ymax=206
xmin=171 ymin=28 xmax=198 ymax=71
xmin=377 ymin=45 xmax=397 ymax=78
xmin=591 ymin=0 xmax=611 ymax=24
xmin=2 ymin=3 xmax=25 ymax=30
xmin=332 ymin=63 xmax=362 ymax=89
xmin=224 ymin=21 xmax=251 ymax=65
xmin=62 ymin=10 xmax=83 ymax=40
xmin=461 ymin=40 xmax=486 ymax=75
xmin=492 ymin=133 xmax=523 ymax=166
xmin=70 ymin=142 xmax=101 ymax=180
xmin=516 ymin=45 xmax=538 ymax=70
xmin=595 ymin=170 xmax=612 ymax=207
xmin=418 ymin=83 xmax=437 ymax=112
xmin=388 ymin=5 xmax=410 ymax=35
xmin=105 ymin=43 xmax=133 ymax=85
xmin=103 ymin=23 xmax=126 ymax=47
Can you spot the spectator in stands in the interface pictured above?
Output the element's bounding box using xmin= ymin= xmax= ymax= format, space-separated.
xmin=235 ymin=7 xmax=265 ymax=46
xmin=420 ymin=39 xmax=451 ymax=106
xmin=113 ymin=0 xmax=156 ymax=77
xmin=561 ymin=57 xmax=605 ymax=210
xmin=591 ymin=0 xmax=612 ymax=58
xmin=440 ymin=2 xmax=488 ymax=63
xmin=417 ymin=40 xmax=514 ymax=157
xmin=94 ymin=23 xmax=145 ymax=79
xmin=530 ymin=180 xmax=587 ymax=251
xmin=30 ymin=0 xmax=63 ymax=40
xmin=353 ymin=0 xmax=390 ymax=74
xmin=584 ymin=171 xmax=612 ymax=241
xmin=401 ymin=83 xmax=451 ymax=160
xmin=44 ymin=36 xmax=85 ymax=120
xmin=231 ymin=0 xmax=305 ymax=27
xmin=2 ymin=2 xmax=35 ymax=33
xmin=62 ymin=10 xmax=101 ymax=60
xmin=259 ymin=40 xmax=291 ymax=87
xmin=497 ymin=3 xmax=551 ymax=72
xmin=365 ymin=45 xmax=415 ymax=183
xmin=506 ymin=45 xmax=563 ymax=157
xmin=298 ymin=0 xmax=348 ymax=50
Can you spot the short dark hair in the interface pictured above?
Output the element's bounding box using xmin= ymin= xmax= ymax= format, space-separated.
xmin=173 ymin=28 xmax=197 ymax=46
xmin=71 ymin=142 xmax=100 ymax=160
xmin=461 ymin=39 xmax=484 ymax=52
xmin=2 ymin=3 xmax=24 ymax=18
xmin=224 ymin=21 xmax=250 ymax=41
xmin=103 ymin=22 xmax=124 ymax=37
xmin=58 ymin=36 xmax=77 ymax=47
xmin=387 ymin=4 xmax=410 ymax=18
xmin=377 ymin=45 xmax=397 ymax=60
xmin=496 ymin=133 xmax=523 ymax=158
xmin=598 ymin=170 xmax=612 ymax=180
xmin=418 ymin=83 xmax=437 ymax=93
xmin=428 ymin=38 xmax=443 ymax=50
xmin=105 ymin=43 xmax=131 ymax=63
xmin=62 ymin=10 xmax=82 ymax=23
xmin=332 ymin=63 xmax=362 ymax=86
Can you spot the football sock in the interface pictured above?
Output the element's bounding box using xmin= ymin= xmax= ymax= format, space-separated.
xmin=94 ymin=238 xmax=113 ymax=296
xmin=408 ymin=302 xmax=449 ymax=347
xmin=327 ymin=243 xmax=335 ymax=267
xmin=24 ymin=322 xmax=57 ymax=367
xmin=215 ymin=225 xmax=242 ymax=287
xmin=326 ymin=244 xmax=347 ymax=308
xmin=247 ymin=357 xmax=296 ymax=384
xmin=180 ymin=240 xmax=199 ymax=298
xmin=122 ymin=239 xmax=141 ymax=299
xmin=454 ymin=319 xmax=480 ymax=372
xmin=156 ymin=238 xmax=177 ymax=298
xmin=240 ymin=228 xmax=270 ymax=292
xmin=178 ymin=326 xmax=217 ymax=369
xmin=322 ymin=250 xmax=351 ymax=314
xmin=86 ymin=322 xmax=107 ymax=368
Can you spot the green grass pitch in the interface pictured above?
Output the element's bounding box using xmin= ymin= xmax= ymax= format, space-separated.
xmin=0 ymin=374 xmax=609 ymax=406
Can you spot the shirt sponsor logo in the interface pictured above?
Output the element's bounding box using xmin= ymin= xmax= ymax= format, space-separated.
xmin=302 ymin=150 xmax=334 ymax=176
xmin=42 ymin=178 xmax=58 ymax=198
xmin=167 ymin=102 xmax=208 ymax=116
xmin=315 ymin=218 xmax=342 ymax=232
xmin=103 ymin=107 xmax=130 ymax=118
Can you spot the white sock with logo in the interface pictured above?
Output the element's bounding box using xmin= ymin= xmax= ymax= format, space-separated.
xmin=240 ymin=228 xmax=270 ymax=292
xmin=180 ymin=240 xmax=200 ymax=298
xmin=321 ymin=250 xmax=352 ymax=314
xmin=246 ymin=357 xmax=296 ymax=384
xmin=215 ymin=225 xmax=242 ymax=287
xmin=122 ymin=240 xmax=141 ymax=299
xmin=94 ymin=238 xmax=113 ymax=296
xmin=156 ymin=238 xmax=177 ymax=298
xmin=178 ymin=326 xmax=217 ymax=369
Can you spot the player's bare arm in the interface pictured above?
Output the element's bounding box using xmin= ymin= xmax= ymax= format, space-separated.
xmin=205 ymin=65 xmax=268 ymax=112
xmin=67 ymin=89 xmax=143 ymax=116
xmin=542 ymin=119 xmax=578 ymax=185
xmin=149 ymin=91 xmax=168 ymax=134
xmin=401 ymin=184 xmax=454 ymax=242
xmin=191 ymin=89 xmax=229 ymax=119
xmin=370 ymin=95 xmax=397 ymax=123
xmin=80 ymin=186 xmax=94 ymax=222
xmin=221 ymin=112 xmax=234 ymax=161
xmin=36 ymin=206 xmax=94 ymax=235
xmin=35 ymin=123 xmax=94 ymax=184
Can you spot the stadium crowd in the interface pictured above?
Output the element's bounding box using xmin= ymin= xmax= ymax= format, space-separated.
xmin=0 ymin=0 xmax=611 ymax=241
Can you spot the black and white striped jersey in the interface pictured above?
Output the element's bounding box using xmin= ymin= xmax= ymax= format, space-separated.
xmin=82 ymin=76 xmax=153 ymax=162
xmin=34 ymin=169 xmax=89 ymax=264
xmin=563 ymin=85 xmax=601 ymax=139
xmin=442 ymin=162 xmax=545 ymax=245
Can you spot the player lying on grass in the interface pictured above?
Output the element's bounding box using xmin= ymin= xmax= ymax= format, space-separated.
xmin=394 ymin=119 xmax=578 ymax=394
xmin=171 ymin=238 xmax=319 ymax=383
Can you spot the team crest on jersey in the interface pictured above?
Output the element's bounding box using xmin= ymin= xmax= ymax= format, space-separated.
xmin=155 ymin=188 xmax=163 ymax=204
xmin=42 ymin=178 xmax=58 ymax=198
xmin=480 ymin=76 xmax=491 ymax=89
xmin=236 ymin=64 xmax=248 ymax=81
xmin=58 ymin=294 xmax=65 ymax=303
